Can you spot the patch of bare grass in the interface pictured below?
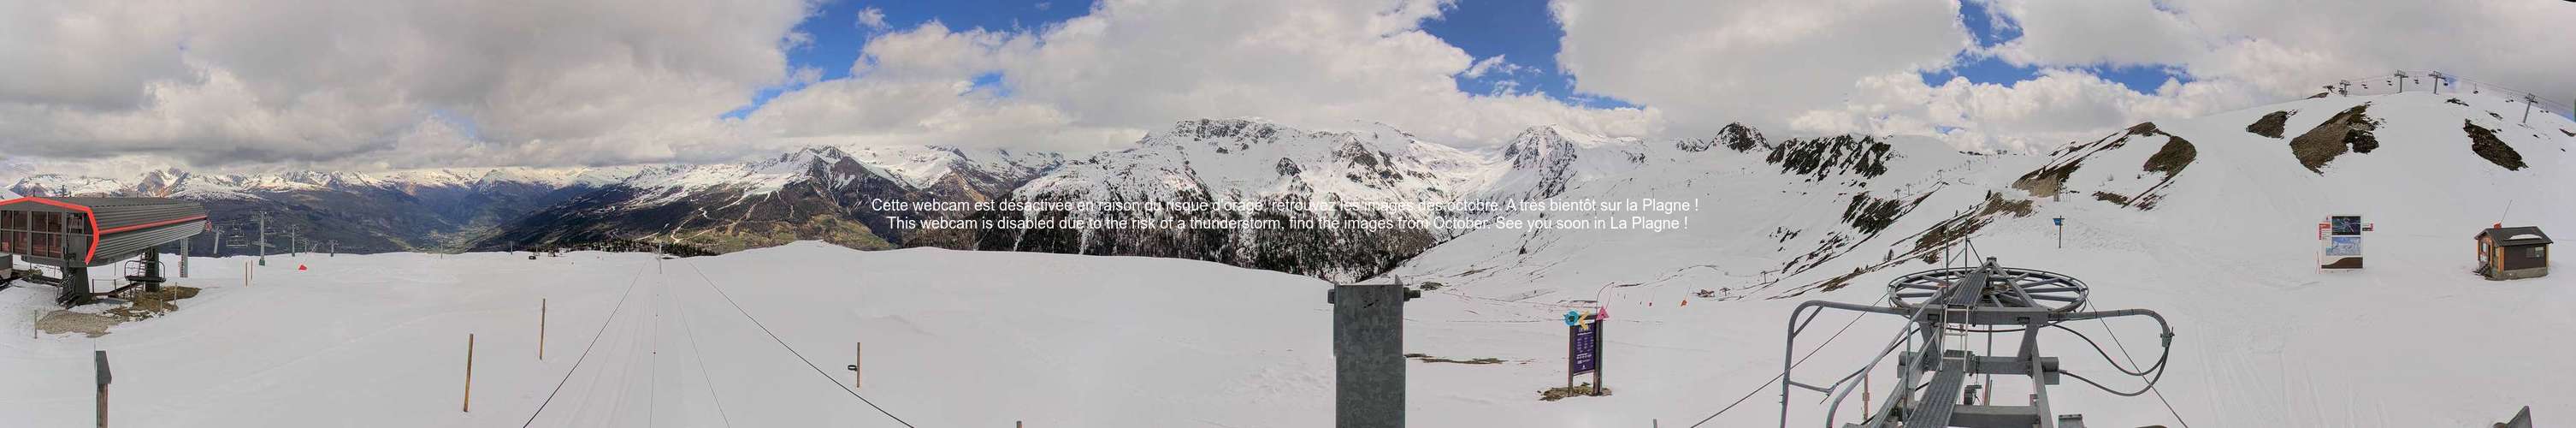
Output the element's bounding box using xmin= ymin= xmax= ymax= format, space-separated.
xmin=2465 ymin=121 xmax=2526 ymax=170
xmin=2093 ymin=191 xmax=2132 ymax=205
xmin=2288 ymin=104 xmax=2381 ymax=173
xmin=2246 ymin=110 xmax=2293 ymax=138
xmin=1538 ymin=383 xmax=1610 ymax=401
xmin=2142 ymin=135 xmax=2198 ymax=178
xmin=1404 ymin=354 xmax=1504 ymax=365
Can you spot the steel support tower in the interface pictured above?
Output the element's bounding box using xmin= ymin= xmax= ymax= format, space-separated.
xmin=1779 ymin=258 xmax=2172 ymax=428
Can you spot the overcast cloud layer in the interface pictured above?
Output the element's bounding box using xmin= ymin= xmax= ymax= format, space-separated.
xmin=3 ymin=0 xmax=2571 ymax=176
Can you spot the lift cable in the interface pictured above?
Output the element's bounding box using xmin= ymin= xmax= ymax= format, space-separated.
xmin=682 ymin=262 xmax=918 ymax=428
xmin=523 ymin=265 xmax=651 ymax=427
xmin=666 ymin=270 xmax=738 ymax=428
xmin=1684 ymin=296 xmax=1885 ymax=428
xmin=2090 ymin=302 xmax=2193 ymax=428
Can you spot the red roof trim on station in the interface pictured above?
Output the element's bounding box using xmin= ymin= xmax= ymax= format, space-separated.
xmin=0 ymin=197 xmax=105 ymax=264
xmin=97 ymin=215 xmax=208 ymax=235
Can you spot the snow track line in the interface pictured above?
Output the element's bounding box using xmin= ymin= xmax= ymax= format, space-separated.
xmin=666 ymin=268 xmax=737 ymax=428
xmin=682 ymin=261 xmax=918 ymax=428
xmin=521 ymin=265 xmax=650 ymax=428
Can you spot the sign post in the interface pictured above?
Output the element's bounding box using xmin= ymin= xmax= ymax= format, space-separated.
xmin=2319 ymin=216 xmax=2370 ymax=269
xmin=2053 ymin=217 xmax=2065 ymax=249
xmin=1564 ymin=308 xmax=1605 ymax=395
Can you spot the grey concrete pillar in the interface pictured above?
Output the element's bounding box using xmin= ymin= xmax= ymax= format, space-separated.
xmin=1330 ymin=282 xmax=1416 ymax=428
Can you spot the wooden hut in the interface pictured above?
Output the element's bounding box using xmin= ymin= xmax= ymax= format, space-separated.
xmin=2474 ymin=226 xmax=2549 ymax=280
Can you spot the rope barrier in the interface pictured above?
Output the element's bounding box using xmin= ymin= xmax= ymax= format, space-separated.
xmin=682 ymin=262 xmax=917 ymax=428
xmin=522 ymin=265 xmax=650 ymax=427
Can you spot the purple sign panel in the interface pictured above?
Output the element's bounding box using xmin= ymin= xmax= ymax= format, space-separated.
xmin=1569 ymin=324 xmax=1600 ymax=376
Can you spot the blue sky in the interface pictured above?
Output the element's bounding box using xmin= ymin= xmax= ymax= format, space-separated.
xmin=736 ymin=0 xmax=2201 ymax=120
xmin=1418 ymin=0 xmax=1636 ymax=109
xmin=1921 ymin=0 xmax=2191 ymax=92
xmin=729 ymin=0 xmax=1100 ymax=118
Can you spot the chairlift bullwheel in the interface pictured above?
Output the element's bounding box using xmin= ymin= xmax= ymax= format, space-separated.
xmin=1885 ymin=266 xmax=2089 ymax=312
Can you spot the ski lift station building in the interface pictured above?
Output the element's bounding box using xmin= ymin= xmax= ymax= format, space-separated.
xmin=0 ymin=196 xmax=210 ymax=268
xmin=2475 ymin=226 xmax=2551 ymax=281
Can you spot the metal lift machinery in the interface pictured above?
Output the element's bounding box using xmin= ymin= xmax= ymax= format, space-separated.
xmin=1780 ymin=257 xmax=2174 ymax=428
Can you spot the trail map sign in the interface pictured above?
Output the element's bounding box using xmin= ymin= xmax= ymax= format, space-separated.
xmin=1569 ymin=324 xmax=1599 ymax=375
xmin=1564 ymin=309 xmax=1604 ymax=394
xmin=2319 ymin=215 xmax=2372 ymax=269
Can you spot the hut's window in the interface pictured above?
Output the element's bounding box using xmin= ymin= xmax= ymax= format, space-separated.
xmin=65 ymin=214 xmax=82 ymax=233
xmin=2532 ymin=247 xmax=2546 ymax=259
xmin=29 ymin=233 xmax=56 ymax=259
xmin=0 ymin=211 xmax=21 ymax=229
xmin=33 ymin=212 xmax=60 ymax=233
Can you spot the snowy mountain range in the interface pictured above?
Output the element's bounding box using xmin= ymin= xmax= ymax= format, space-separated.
xmin=10 ymin=91 xmax=2571 ymax=290
xmin=8 ymin=90 xmax=2572 ymax=428
xmin=5 ymin=166 xmax=644 ymax=253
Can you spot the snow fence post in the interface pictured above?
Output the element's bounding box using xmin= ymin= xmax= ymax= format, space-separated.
xmin=1330 ymin=281 xmax=1416 ymax=428
xmin=539 ymin=299 xmax=547 ymax=360
xmin=463 ymin=334 xmax=475 ymax=413
xmin=95 ymin=350 xmax=109 ymax=428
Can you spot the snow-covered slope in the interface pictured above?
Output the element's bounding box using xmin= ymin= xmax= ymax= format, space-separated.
xmin=478 ymin=145 xmax=1064 ymax=253
xmin=1382 ymin=128 xmax=1990 ymax=306
xmin=6 ymin=89 xmax=2573 ymax=425
xmin=1480 ymin=124 xmax=1649 ymax=203
xmin=983 ymin=119 xmax=1500 ymax=281
xmin=0 ymin=243 xmax=1334 ymax=427
xmin=1375 ymin=89 xmax=2576 ymax=426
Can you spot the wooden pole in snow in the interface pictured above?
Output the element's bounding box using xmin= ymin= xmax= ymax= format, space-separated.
xmin=854 ymin=342 xmax=863 ymax=388
xmin=94 ymin=350 xmax=109 ymax=428
xmin=464 ymin=334 xmax=475 ymax=413
xmin=539 ymin=299 xmax=547 ymax=360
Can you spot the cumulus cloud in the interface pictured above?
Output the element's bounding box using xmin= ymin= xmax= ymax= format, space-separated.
xmin=1985 ymin=0 xmax=2207 ymax=68
xmin=1551 ymin=0 xmax=1969 ymax=140
xmin=0 ymin=0 xmax=815 ymax=174
xmin=856 ymin=7 xmax=890 ymax=31
xmin=6 ymin=0 xmax=2571 ymax=178
xmin=1793 ymin=69 xmax=2263 ymax=152
xmin=746 ymin=0 xmax=1661 ymax=153
xmin=1554 ymin=0 xmax=2576 ymax=152
xmin=1462 ymin=55 xmax=1530 ymax=79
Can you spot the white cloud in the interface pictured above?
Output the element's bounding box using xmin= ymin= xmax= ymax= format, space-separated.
xmin=746 ymin=0 xmax=1661 ymax=153
xmin=0 ymin=0 xmax=815 ymax=174
xmin=1557 ymin=0 xmax=2575 ymax=152
xmin=1985 ymin=0 xmax=2207 ymax=68
xmin=1795 ymin=69 xmax=2261 ymax=152
xmin=2160 ymin=0 xmax=2576 ymax=100
xmin=1462 ymin=55 xmax=1529 ymax=79
xmin=1551 ymin=0 xmax=1970 ymax=139
xmin=857 ymin=6 xmax=889 ymax=31
xmin=8 ymin=0 xmax=2571 ymax=178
